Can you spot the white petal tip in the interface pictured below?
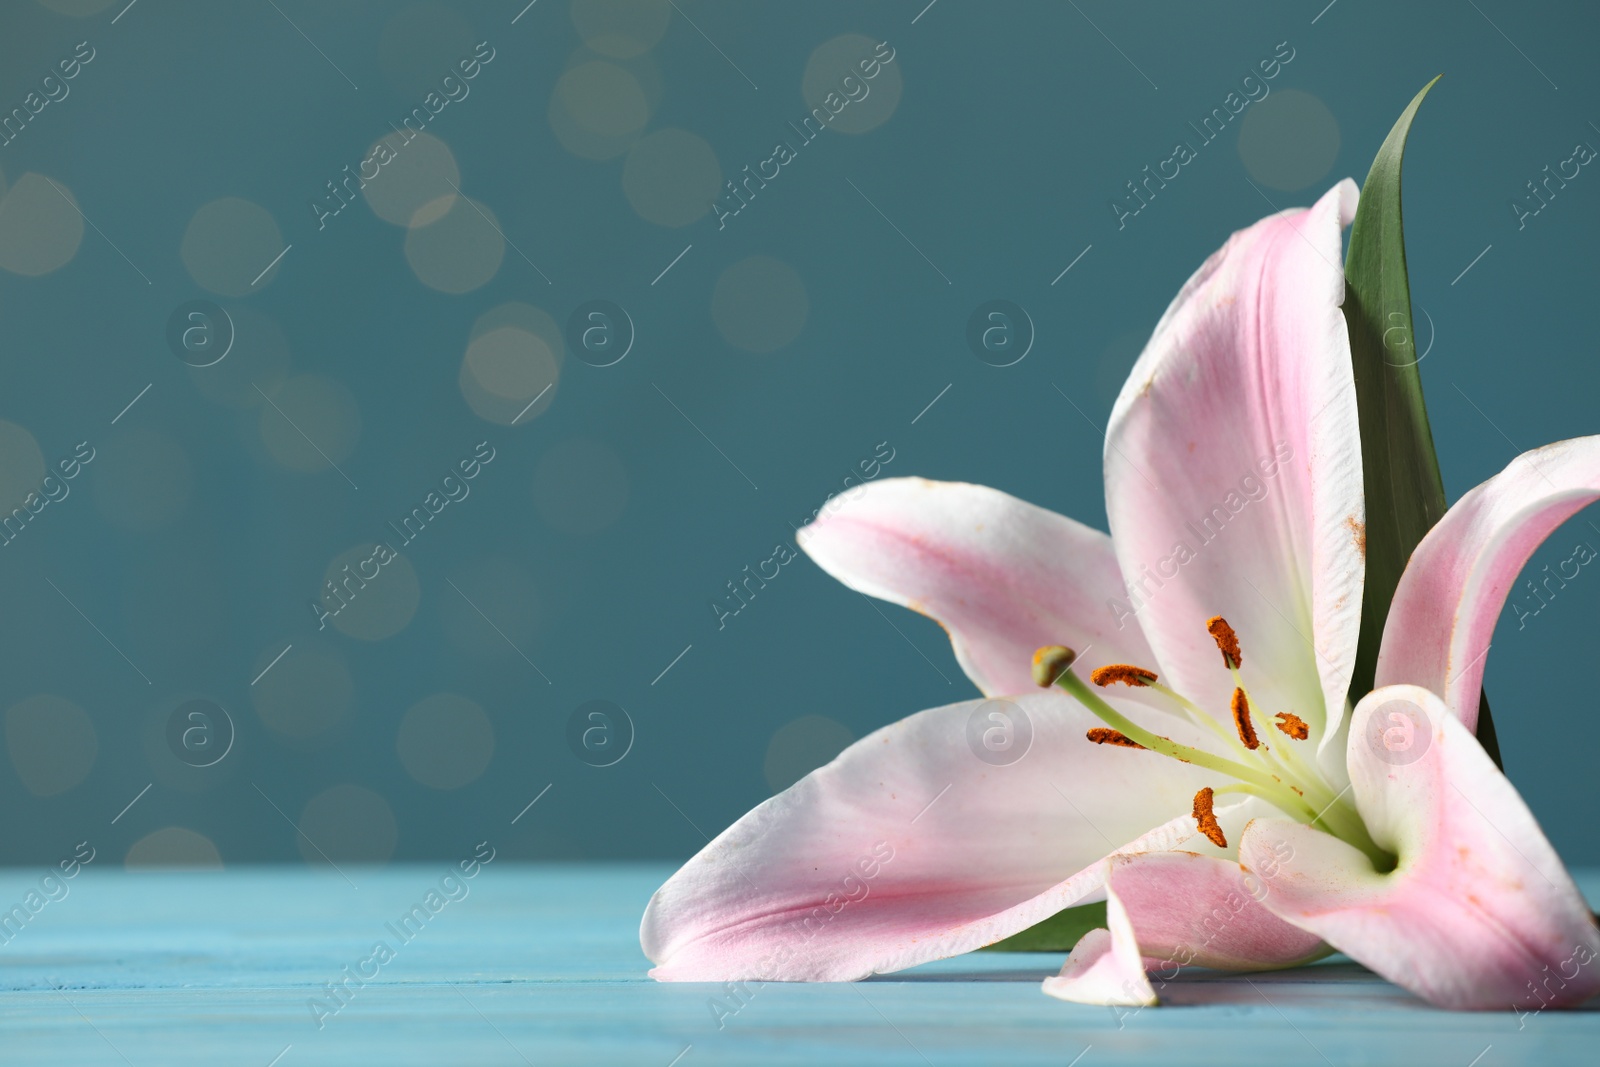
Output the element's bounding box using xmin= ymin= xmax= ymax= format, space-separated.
xmin=1039 ymin=928 xmax=1157 ymax=1007
xmin=1041 ymin=976 xmax=1158 ymax=1008
xmin=1332 ymin=177 xmax=1359 ymax=225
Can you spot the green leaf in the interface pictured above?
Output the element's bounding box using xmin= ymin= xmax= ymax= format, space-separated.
xmin=980 ymin=901 xmax=1106 ymax=952
xmin=1342 ymin=76 xmax=1501 ymax=768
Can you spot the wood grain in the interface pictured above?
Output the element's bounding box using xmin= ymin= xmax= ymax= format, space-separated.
xmin=0 ymin=865 xmax=1593 ymax=1065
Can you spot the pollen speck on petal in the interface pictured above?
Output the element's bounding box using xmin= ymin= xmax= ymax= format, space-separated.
xmin=1192 ymin=786 xmax=1226 ymax=848
xmin=1345 ymin=515 xmax=1367 ymax=561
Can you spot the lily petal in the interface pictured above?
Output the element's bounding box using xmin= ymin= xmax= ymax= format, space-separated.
xmin=1042 ymin=850 xmax=1326 ymax=1007
xmin=1042 ymin=892 xmax=1155 ymax=1007
xmin=1376 ymin=436 xmax=1600 ymax=730
xmin=642 ymin=691 xmax=1217 ymax=981
xmin=1238 ymin=684 xmax=1600 ymax=1010
xmin=1110 ymin=850 xmax=1328 ymax=971
xmin=798 ymin=477 xmax=1158 ymax=698
xmin=1103 ymin=180 xmax=1364 ymax=762
xmin=1036 ymin=844 xmax=1324 ymax=1004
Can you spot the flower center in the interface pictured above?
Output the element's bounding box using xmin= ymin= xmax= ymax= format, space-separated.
xmin=1032 ymin=619 xmax=1387 ymax=865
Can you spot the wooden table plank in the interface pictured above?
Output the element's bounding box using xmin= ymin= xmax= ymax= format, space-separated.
xmin=0 ymin=865 xmax=1594 ymax=1065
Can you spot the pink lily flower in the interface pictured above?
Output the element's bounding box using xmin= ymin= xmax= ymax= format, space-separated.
xmin=640 ymin=180 xmax=1600 ymax=1011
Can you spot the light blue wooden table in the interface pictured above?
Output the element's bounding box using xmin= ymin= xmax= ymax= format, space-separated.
xmin=0 ymin=864 xmax=1594 ymax=1065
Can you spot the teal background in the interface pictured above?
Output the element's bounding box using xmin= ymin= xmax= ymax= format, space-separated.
xmin=0 ymin=0 xmax=1595 ymax=870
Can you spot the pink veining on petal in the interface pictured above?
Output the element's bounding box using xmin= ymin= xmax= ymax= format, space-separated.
xmin=1377 ymin=436 xmax=1600 ymax=730
xmin=1239 ymin=684 xmax=1600 ymax=1011
xmin=797 ymin=478 xmax=1159 ymax=700
xmin=1103 ymin=180 xmax=1364 ymax=770
xmin=642 ymin=691 xmax=1219 ymax=982
xmin=1041 ymin=848 xmax=1325 ymax=1007
xmin=1042 ymin=890 xmax=1156 ymax=1007
xmin=1100 ymin=850 xmax=1327 ymax=972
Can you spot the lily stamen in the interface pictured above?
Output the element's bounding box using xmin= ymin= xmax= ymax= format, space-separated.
xmin=1089 ymin=664 xmax=1159 ymax=687
xmin=1192 ymin=787 xmax=1227 ymax=848
xmin=1086 ymin=728 xmax=1143 ymax=749
xmin=1275 ymin=712 xmax=1310 ymax=740
xmin=1214 ymin=625 xmax=1336 ymax=812
xmin=1033 ymin=646 xmax=1319 ymax=820
xmin=1083 ymin=654 xmax=1250 ymax=754
xmin=1231 ymin=687 xmax=1261 ymax=750
xmin=1136 ymin=677 xmax=1258 ymax=755
xmin=1206 ymin=615 xmax=1241 ymax=668
xmin=1035 ymin=643 xmax=1386 ymax=861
